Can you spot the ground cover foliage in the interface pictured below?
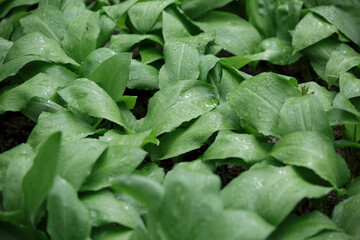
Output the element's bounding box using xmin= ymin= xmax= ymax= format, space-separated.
xmin=0 ymin=0 xmax=360 ymax=239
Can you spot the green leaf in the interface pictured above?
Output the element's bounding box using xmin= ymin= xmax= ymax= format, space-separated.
xmin=58 ymin=78 xmax=128 ymax=127
xmin=99 ymin=130 xmax=157 ymax=147
xmin=5 ymin=32 xmax=78 ymax=66
xmin=159 ymin=40 xmax=200 ymax=88
xmin=58 ymin=139 xmax=107 ymax=190
xmin=332 ymin=92 xmax=360 ymax=118
xmin=97 ymin=15 xmax=116 ymax=48
xmin=0 ymin=0 xmax=38 ymax=18
xmin=134 ymin=162 xmax=165 ymax=184
xmin=0 ymin=73 xmax=63 ymax=114
xmin=109 ymin=34 xmax=163 ymax=53
xmin=0 ymin=37 xmax=13 ymax=64
xmin=274 ymin=0 xmax=303 ymax=40
xmin=222 ymin=164 xmax=332 ymax=226
xmin=151 ymin=109 xmax=237 ymax=160
xmin=298 ymin=82 xmax=337 ymax=111
xmin=347 ymin=177 xmax=360 ymax=197
xmin=304 ymin=0 xmax=360 ymax=46
xmin=195 ymin=11 xmax=262 ymax=56
xmin=61 ymin=11 xmax=100 ymax=63
xmin=128 ymin=59 xmax=159 ymax=90
xmin=137 ymin=80 xmax=217 ymax=137
xmin=332 ymin=193 xmax=360 ymax=239
xmin=128 ymin=0 xmax=174 ymax=34
xmin=292 ymin=12 xmax=337 ymax=54
xmin=202 ymin=130 xmax=272 ymax=164
xmin=81 ymin=190 xmax=142 ymax=228
xmin=268 ymin=211 xmax=342 ymax=240
xmin=47 ymin=176 xmax=91 ymax=240
xmin=306 ymin=231 xmax=355 ymax=240
xmin=229 ymin=72 xmax=301 ymax=137
xmin=22 ymin=132 xmax=61 ymax=225
xmin=139 ymin=47 xmax=163 ymax=64
xmin=89 ymin=52 xmax=131 ymax=100
xmin=246 ymin=0 xmax=276 ymax=37
xmin=79 ymin=48 xmax=116 ymax=78
xmin=279 ymin=94 xmax=334 ymax=140
xmin=21 ymin=97 xmax=65 ymax=122
xmin=27 ymin=111 xmax=96 ymax=149
xmin=20 ymin=5 xmax=66 ymax=43
xmin=103 ymin=0 xmax=138 ymax=21
xmin=271 ymin=131 xmax=350 ymax=188
xmin=340 ymin=72 xmax=360 ymax=99
xmin=81 ymin=145 xmax=146 ymax=191
xmin=162 ymin=10 xmax=191 ymax=41
xmin=2 ymin=144 xmax=34 ymax=212
xmin=92 ymin=225 xmax=133 ymax=240
xmin=0 ymin=221 xmax=48 ymax=240
xmin=179 ymin=0 xmax=233 ymax=19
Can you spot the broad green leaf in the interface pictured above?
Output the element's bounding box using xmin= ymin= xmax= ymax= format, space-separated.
xmin=81 ymin=190 xmax=142 ymax=228
xmin=199 ymin=54 xmax=218 ymax=81
xmin=246 ymin=0 xmax=276 ymax=37
xmin=0 ymin=221 xmax=48 ymax=240
xmin=128 ymin=0 xmax=174 ymax=34
xmin=58 ymin=78 xmax=127 ymax=127
xmin=162 ymin=11 xmax=191 ymax=41
xmin=196 ymin=11 xmax=262 ymax=56
xmin=0 ymin=73 xmax=62 ymax=114
xmin=179 ymin=0 xmax=233 ymax=19
xmin=58 ymin=139 xmax=107 ymax=190
xmin=332 ymin=193 xmax=360 ymax=239
xmin=81 ymin=145 xmax=146 ymax=191
xmin=0 ymin=37 xmax=13 ymax=64
xmin=202 ymin=130 xmax=272 ymax=164
xmin=139 ymin=47 xmax=163 ymax=64
xmin=134 ymin=162 xmax=165 ymax=184
xmin=5 ymin=32 xmax=78 ymax=66
xmin=0 ymin=144 xmax=33 ymax=192
xmin=99 ymin=130 xmax=157 ymax=147
xmin=332 ymin=92 xmax=360 ymax=118
xmin=137 ymin=80 xmax=217 ymax=136
xmin=292 ymin=12 xmax=337 ymax=54
xmin=0 ymin=10 xmax=28 ymax=40
xmin=298 ymin=82 xmax=336 ymax=111
xmin=27 ymin=111 xmax=96 ymax=149
xmin=250 ymin=38 xmax=301 ymax=65
xmin=157 ymin=165 xmax=223 ymax=240
xmin=89 ymin=52 xmax=131 ymax=100
xmin=61 ymin=11 xmax=100 ymax=63
xmin=0 ymin=0 xmax=38 ymax=18
xmin=21 ymin=97 xmax=65 ymax=122
xmin=340 ymin=72 xmax=360 ymax=99
xmin=20 ymin=5 xmax=66 ymax=43
xmin=79 ymin=47 xmax=116 ymax=78
xmin=271 ymin=131 xmax=350 ymax=188
xmin=103 ymin=0 xmax=138 ymax=21
xmin=159 ymin=40 xmax=200 ymax=88
xmin=274 ymin=0 xmax=303 ymax=40
xmin=112 ymin=174 xmax=164 ymax=211
xmin=228 ymin=72 xmax=301 ymax=137
xmin=279 ymin=95 xmax=334 ymax=140
xmin=97 ymin=15 xmax=116 ymax=48
xmin=109 ymin=34 xmax=163 ymax=53
xmin=268 ymin=211 xmax=342 ymax=240
xmin=306 ymin=231 xmax=355 ymax=240
xmin=304 ymin=0 xmax=360 ymax=46
xmin=128 ymin=59 xmax=159 ymax=90
xmin=347 ymin=177 xmax=360 ymax=197
xmin=2 ymin=144 xmax=34 ymax=212
xmin=47 ymin=176 xmax=91 ymax=240
xmin=92 ymin=226 xmax=133 ymax=240
xmin=22 ymin=132 xmax=61 ymax=225
xmin=150 ymin=109 xmax=237 ymax=160
xmin=222 ymin=165 xmax=332 ymax=226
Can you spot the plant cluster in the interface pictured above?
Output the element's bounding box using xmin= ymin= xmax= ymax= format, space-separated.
xmin=0 ymin=0 xmax=360 ymax=239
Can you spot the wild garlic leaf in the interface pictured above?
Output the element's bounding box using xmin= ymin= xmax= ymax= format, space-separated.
xmin=81 ymin=145 xmax=147 ymax=191
xmin=340 ymin=72 xmax=360 ymax=99
xmin=292 ymin=12 xmax=337 ymax=54
xmin=0 ymin=73 xmax=63 ymax=114
xmin=0 ymin=0 xmax=38 ymax=18
xmin=268 ymin=211 xmax=343 ymax=240
xmin=298 ymin=82 xmax=336 ymax=111
xmin=202 ymin=130 xmax=272 ymax=165
xmin=58 ymin=78 xmax=128 ymax=127
xmin=228 ymin=72 xmax=301 ymax=137
xmin=109 ymin=34 xmax=163 ymax=53
xmin=347 ymin=177 xmax=360 ymax=197
xmin=246 ymin=0 xmax=277 ymax=38
xmin=81 ymin=190 xmax=142 ymax=228
xmin=279 ymin=94 xmax=334 ymax=140
xmin=47 ymin=176 xmax=91 ymax=240
xmin=271 ymin=131 xmax=350 ymax=189
xmin=2 ymin=144 xmax=34 ymax=212
xmin=129 ymin=59 xmax=159 ymax=90
xmin=222 ymin=164 xmax=331 ymax=226
xmin=195 ymin=11 xmax=262 ymax=56
xmin=306 ymin=231 xmax=355 ymax=240
xmin=162 ymin=11 xmax=191 ymax=41
xmin=304 ymin=0 xmax=360 ymax=46
xmin=58 ymin=139 xmax=108 ymax=191
xmin=178 ymin=0 xmax=233 ymax=19
xmin=23 ymin=132 xmax=61 ymax=225
xmin=27 ymin=111 xmax=96 ymax=149
xmin=0 ymin=37 xmax=12 ymax=64
xmin=128 ymin=0 xmax=174 ymax=34
xmin=137 ymin=80 xmax=217 ymax=137
xmin=103 ymin=0 xmax=138 ymax=21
